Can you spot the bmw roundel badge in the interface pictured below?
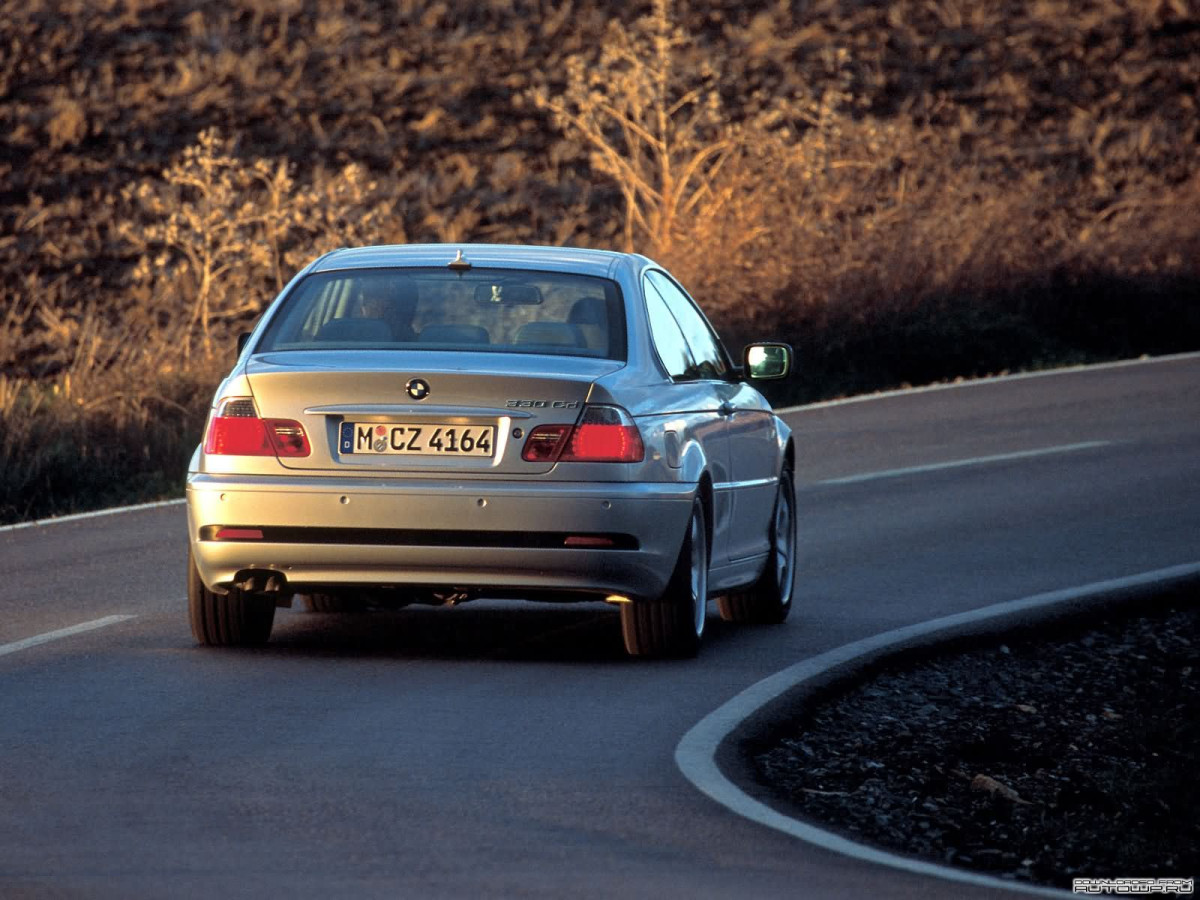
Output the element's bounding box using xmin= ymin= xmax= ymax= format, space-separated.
xmin=406 ymin=378 xmax=431 ymax=401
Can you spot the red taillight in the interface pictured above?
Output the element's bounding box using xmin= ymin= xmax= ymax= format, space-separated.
xmin=204 ymin=398 xmax=311 ymax=458
xmin=521 ymin=405 xmax=643 ymax=463
xmin=205 ymin=416 xmax=272 ymax=456
xmin=563 ymin=422 xmax=642 ymax=462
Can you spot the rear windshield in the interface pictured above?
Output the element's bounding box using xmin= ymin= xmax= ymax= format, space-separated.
xmin=256 ymin=268 xmax=627 ymax=360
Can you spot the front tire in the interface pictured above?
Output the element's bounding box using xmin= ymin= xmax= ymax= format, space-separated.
xmin=188 ymin=547 xmax=275 ymax=646
xmin=621 ymin=496 xmax=708 ymax=658
xmin=717 ymin=464 xmax=796 ymax=625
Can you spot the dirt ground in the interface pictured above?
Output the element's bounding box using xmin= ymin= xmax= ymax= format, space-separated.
xmin=751 ymin=597 xmax=1200 ymax=889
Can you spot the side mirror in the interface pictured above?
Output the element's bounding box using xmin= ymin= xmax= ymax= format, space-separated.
xmin=237 ymin=332 xmax=253 ymax=356
xmin=743 ymin=342 xmax=793 ymax=380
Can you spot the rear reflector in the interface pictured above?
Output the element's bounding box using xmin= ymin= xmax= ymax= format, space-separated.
xmin=563 ymin=535 xmax=616 ymax=547
xmin=213 ymin=527 xmax=264 ymax=540
xmin=203 ymin=398 xmax=310 ymax=458
xmin=522 ymin=405 xmax=644 ymax=463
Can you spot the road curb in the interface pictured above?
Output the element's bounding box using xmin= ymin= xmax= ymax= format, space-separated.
xmin=676 ymin=562 xmax=1200 ymax=898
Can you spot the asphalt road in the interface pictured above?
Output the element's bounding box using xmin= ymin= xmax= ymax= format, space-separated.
xmin=2 ymin=355 xmax=1197 ymax=899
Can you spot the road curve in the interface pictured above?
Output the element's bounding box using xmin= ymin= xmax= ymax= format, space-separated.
xmin=1 ymin=354 xmax=1197 ymax=899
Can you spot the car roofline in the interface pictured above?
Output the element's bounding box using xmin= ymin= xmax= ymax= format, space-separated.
xmin=309 ymin=243 xmax=637 ymax=278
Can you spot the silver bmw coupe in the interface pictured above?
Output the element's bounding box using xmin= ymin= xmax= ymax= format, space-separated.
xmin=187 ymin=244 xmax=796 ymax=657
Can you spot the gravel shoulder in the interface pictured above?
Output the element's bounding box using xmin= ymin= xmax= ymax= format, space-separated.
xmin=746 ymin=595 xmax=1200 ymax=890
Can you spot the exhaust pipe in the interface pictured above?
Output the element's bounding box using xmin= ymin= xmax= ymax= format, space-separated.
xmin=232 ymin=569 xmax=292 ymax=606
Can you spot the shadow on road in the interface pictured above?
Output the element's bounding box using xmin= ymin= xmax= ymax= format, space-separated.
xmin=225 ymin=601 xmax=747 ymax=665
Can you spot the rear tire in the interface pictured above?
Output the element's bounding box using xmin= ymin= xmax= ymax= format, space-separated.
xmin=717 ymin=465 xmax=796 ymax=625
xmin=188 ymin=547 xmax=275 ymax=646
xmin=621 ymin=496 xmax=708 ymax=658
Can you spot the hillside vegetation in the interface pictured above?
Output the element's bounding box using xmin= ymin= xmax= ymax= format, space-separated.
xmin=2 ymin=0 xmax=1198 ymax=523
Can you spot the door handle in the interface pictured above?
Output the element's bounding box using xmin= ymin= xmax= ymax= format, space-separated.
xmin=718 ymin=401 xmax=735 ymax=417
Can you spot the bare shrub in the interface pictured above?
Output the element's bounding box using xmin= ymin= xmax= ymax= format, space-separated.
xmin=284 ymin=162 xmax=406 ymax=271
xmin=123 ymin=129 xmax=408 ymax=360
xmin=530 ymin=0 xmax=736 ymax=257
xmin=123 ymin=129 xmax=278 ymax=359
xmin=528 ymin=2 xmax=910 ymax=335
xmin=664 ymin=57 xmax=900 ymax=324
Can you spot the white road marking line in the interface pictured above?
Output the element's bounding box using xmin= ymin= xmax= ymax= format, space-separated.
xmin=0 ymin=497 xmax=185 ymax=534
xmin=675 ymin=561 xmax=1200 ymax=900
xmin=818 ymin=440 xmax=1111 ymax=486
xmin=0 ymin=615 xmax=137 ymax=658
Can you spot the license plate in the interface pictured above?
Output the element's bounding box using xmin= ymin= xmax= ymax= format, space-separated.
xmin=340 ymin=422 xmax=495 ymax=457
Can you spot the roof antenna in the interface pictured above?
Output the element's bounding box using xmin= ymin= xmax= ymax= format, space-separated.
xmin=447 ymin=249 xmax=472 ymax=271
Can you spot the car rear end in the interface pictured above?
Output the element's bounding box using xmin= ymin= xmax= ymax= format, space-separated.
xmin=186 ymin=248 xmax=695 ymax=605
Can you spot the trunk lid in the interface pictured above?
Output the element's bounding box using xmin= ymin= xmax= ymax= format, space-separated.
xmin=244 ymin=350 xmax=622 ymax=475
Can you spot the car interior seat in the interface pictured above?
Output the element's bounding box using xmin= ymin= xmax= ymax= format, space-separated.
xmin=316 ymin=318 xmax=394 ymax=343
xmin=566 ymin=297 xmax=608 ymax=354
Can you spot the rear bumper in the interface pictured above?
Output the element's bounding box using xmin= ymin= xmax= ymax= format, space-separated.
xmin=186 ymin=473 xmax=695 ymax=602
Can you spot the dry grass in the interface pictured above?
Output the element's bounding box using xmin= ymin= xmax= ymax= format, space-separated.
xmin=1 ymin=0 xmax=1198 ymax=522
xmin=0 ymin=364 xmax=215 ymax=523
